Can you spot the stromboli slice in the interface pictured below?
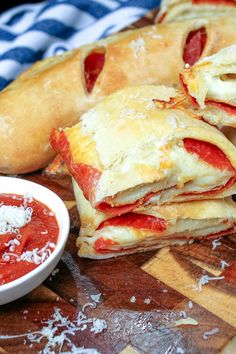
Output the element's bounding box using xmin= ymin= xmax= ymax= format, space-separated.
xmin=156 ymin=0 xmax=236 ymax=23
xmin=73 ymin=181 xmax=236 ymax=259
xmin=180 ymin=44 xmax=236 ymax=127
xmin=2 ymin=18 xmax=236 ymax=174
xmin=50 ymin=85 xmax=236 ymax=215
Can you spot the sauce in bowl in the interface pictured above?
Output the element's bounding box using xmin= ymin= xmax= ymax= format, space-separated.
xmin=0 ymin=193 xmax=59 ymax=285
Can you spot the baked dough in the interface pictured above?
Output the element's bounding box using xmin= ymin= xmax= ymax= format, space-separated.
xmin=2 ymin=17 xmax=236 ymax=174
xmin=156 ymin=0 xmax=236 ymax=23
xmin=51 ymin=85 xmax=236 ymax=215
xmin=73 ymin=180 xmax=236 ymax=259
xmin=180 ymin=44 xmax=236 ymax=127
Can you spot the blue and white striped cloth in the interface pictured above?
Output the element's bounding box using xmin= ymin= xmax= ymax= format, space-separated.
xmin=0 ymin=0 xmax=160 ymax=90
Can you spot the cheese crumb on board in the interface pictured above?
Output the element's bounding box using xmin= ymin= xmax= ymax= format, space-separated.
xmin=188 ymin=301 xmax=193 ymax=309
xmin=130 ymin=296 xmax=136 ymax=303
xmin=203 ymin=327 xmax=220 ymax=340
xmin=144 ymin=298 xmax=151 ymax=304
xmin=212 ymin=238 xmax=221 ymax=250
xmin=0 ymin=300 xmax=106 ymax=353
xmin=220 ymin=260 xmax=229 ymax=270
xmin=193 ymin=275 xmax=225 ymax=292
xmin=90 ymin=294 xmax=101 ymax=303
xmin=51 ymin=268 xmax=60 ymax=277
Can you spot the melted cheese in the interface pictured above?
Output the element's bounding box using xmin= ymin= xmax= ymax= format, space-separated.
xmin=183 ymin=44 xmax=236 ymax=108
xmin=202 ymin=71 xmax=236 ymax=104
xmin=108 ymin=143 xmax=233 ymax=206
xmin=80 ymin=217 xmax=234 ymax=251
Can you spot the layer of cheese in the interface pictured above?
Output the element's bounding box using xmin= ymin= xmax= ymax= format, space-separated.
xmin=78 ymin=218 xmax=234 ymax=251
xmin=106 ymin=143 xmax=233 ymax=206
xmin=185 ymin=45 xmax=236 ymax=108
xmin=200 ymin=106 xmax=236 ymax=129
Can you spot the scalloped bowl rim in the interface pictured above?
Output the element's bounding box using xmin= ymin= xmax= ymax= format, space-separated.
xmin=0 ymin=176 xmax=70 ymax=304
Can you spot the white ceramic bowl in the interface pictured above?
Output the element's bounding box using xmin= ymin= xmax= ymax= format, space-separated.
xmin=0 ymin=176 xmax=70 ymax=305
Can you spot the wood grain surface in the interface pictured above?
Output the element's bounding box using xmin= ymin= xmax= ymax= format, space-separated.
xmin=0 ymin=9 xmax=236 ymax=354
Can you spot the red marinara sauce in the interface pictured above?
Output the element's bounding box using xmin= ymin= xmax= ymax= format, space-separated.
xmin=0 ymin=193 xmax=59 ymax=286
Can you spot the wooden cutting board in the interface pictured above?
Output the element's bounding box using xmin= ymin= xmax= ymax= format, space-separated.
xmin=0 ymin=10 xmax=236 ymax=354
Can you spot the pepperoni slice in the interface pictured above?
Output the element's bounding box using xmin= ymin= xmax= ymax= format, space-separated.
xmin=183 ymin=27 xmax=207 ymax=66
xmin=184 ymin=138 xmax=234 ymax=172
xmin=206 ymin=100 xmax=236 ymax=116
xmin=50 ymin=129 xmax=101 ymax=201
xmin=84 ymin=51 xmax=105 ymax=93
xmin=94 ymin=238 xmax=119 ymax=253
xmin=97 ymin=213 xmax=167 ymax=232
xmin=97 ymin=201 xmax=141 ymax=216
xmin=97 ymin=191 xmax=157 ymax=216
xmin=94 ymin=226 xmax=235 ymax=254
xmin=193 ymin=0 xmax=236 ymax=5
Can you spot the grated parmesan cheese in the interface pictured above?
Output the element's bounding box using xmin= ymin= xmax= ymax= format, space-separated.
xmin=212 ymin=238 xmax=222 ymax=250
xmin=0 ymin=301 xmax=106 ymax=353
xmin=129 ymin=37 xmax=146 ymax=58
xmin=176 ymin=348 xmax=185 ymax=354
xmin=144 ymin=298 xmax=151 ymax=304
xmin=2 ymin=241 xmax=56 ymax=265
xmin=220 ymin=260 xmax=229 ymax=270
xmin=90 ymin=294 xmax=101 ymax=304
xmin=90 ymin=319 xmax=107 ymax=334
xmin=188 ymin=301 xmax=193 ymax=309
xmin=0 ymin=205 xmax=32 ymax=234
xmin=4 ymin=238 xmax=20 ymax=252
xmin=130 ymin=296 xmax=136 ymax=303
xmin=203 ymin=327 xmax=220 ymax=340
xmin=51 ymin=268 xmax=60 ymax=277
xmin=23 ymin=193 xmax=33 ymax=208
xmin=193 ymin=275 xmax=225 ymax=292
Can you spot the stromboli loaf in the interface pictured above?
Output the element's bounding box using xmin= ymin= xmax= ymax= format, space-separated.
xmin=50 ymin=85 xmax=236 ymax=216
xmin=156 ymin=0 xmax=236 ymax=23
xmin=2 ymin=18 xmax=236 ymax=173
xmin=180 ymin=44 xmax=236 ymax=127
xmin=73 ymin=180 xmax=236 ymax=259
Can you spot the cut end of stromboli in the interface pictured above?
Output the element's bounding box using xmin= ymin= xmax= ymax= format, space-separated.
xmin=50 ymin=85 xmax=236 ymax=218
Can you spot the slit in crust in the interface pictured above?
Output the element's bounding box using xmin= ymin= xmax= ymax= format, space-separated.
xmin=183 ymin=27 xmax=207 ymax=66
xmin=84 ymin=49 xmax=105 ymax=93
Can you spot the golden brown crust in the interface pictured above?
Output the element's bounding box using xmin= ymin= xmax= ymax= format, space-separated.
xmin=2 ymin=18 xmax=236 ymax=173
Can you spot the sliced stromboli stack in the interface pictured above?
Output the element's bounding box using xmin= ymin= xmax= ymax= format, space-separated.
xmin=180 ymin=44 xmax=236 ymax=128
xmin=2 ymin=17 xmax=236 ymax=174
xmin=156 ymin=0 xmax=236 ymax=23
xmin=73 ymin=182 xmax=236 ymax=259
xmin=50 ymin=85 xmax=236 ymax=258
